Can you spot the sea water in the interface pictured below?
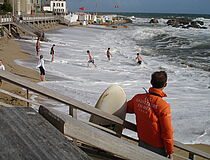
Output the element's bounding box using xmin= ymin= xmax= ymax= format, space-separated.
xmin=17 ymin=13 xmax=210 ymax=145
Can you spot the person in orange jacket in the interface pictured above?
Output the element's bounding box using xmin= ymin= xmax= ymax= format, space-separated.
xmin=127 ymin=71 xmax=174 ymax=159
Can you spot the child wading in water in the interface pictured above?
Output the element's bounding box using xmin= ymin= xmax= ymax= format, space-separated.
xmin=36 ymin=37 xmax=40 ymax=56
xmin=106 ymin=48 xmax=112 ymax=61
xmin=50 ymin=44 xmax=55 ymax=62
xmin=87 ymin=50 xmax=96 ymax=67
xmin=136 ymin=53 xmax=143 ymax=65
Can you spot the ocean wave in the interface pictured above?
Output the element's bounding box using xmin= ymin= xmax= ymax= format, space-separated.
xmin=191 ymin=43 xmax=210 ymax=50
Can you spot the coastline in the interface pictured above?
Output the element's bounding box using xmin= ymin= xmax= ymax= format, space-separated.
xmin=0 ymin=26 xmax=210 ymax=158
xmin=0 ymin=37 xmax=39 ymax=107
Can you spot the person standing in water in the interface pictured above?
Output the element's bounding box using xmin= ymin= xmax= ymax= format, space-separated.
xmin=50 ymin=44 xmax=55 ymax=62
xmin=0 ymin=60 xmax=5 ymax=87
xmin=106 ymin=48 xmax=112 ymax=61
xmin=87 ymin=50 xmax=96 ymax=67
xmin=36 ymin=37 xmax=40 ymax=56
xmin=36 ymin=55 xmax=46 ymax=81
xmin=136 ymin=53 xmax=143 ymax=65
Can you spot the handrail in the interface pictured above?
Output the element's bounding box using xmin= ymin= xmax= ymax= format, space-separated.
xmin=0 ymin=71 xmax=136 ymax=131
xmin=0 ymin=14 xmax=60 ymax=25
xmin=0 ymin=70 xmax=209 ymax=160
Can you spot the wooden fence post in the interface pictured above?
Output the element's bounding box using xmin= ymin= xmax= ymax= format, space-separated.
xmin=26 ymin=89 xmax=29 ymax=107
xmin=189 ymin=152 xmax=194 ymax=160
xmin=69 ymin=105 xmax=77 ymax=119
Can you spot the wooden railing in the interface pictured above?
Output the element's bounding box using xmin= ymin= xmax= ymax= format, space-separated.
xmin=0 ymin=15 xmax=13 ymax=23
xmin=0 ymin=14 xmax=60 ymax=24
xmin=0 ymin=71 xmax=209 ymax=160
xmin=22 ymin=14 xmax=60 ymax=22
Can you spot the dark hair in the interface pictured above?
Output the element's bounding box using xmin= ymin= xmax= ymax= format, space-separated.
xmin=151 ymin=71 xmax=167 ymax=88
xmin=87 ymin=50 xmax=90 ymax=53
xmin=137 ymin=53 xmax=139 ymax=55
xmin=108 ymin=48 xmax=110 ymax=50
xmin=40 ymin=55 xmax=43 ymax=59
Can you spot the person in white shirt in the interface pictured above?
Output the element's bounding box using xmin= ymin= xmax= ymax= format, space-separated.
xmin=0 ymin=60 xmax=5 ymax=87
xmin=36 ymin=55 xmax=46 ymax=81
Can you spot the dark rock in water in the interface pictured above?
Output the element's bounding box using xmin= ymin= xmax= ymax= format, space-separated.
xmin=167 ymin=18 xmax=207 ymax=29
xmin=195 ymin=21 xmax=204 ymax=25
xmin=149 ymin=18 xmax=159 ymax=24
xmin=200 ymin=26 xmax=207 ymax=29
xmin=190 ymin=21 xmax=207 ymax=29
xmin=167 ymin=18 xmax=192 ymax=26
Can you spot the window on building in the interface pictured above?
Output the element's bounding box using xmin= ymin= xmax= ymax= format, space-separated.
xmin=53 ymin=3 xmax=55 ymax=7
xmin=61 ymin=3 xmax=64 ymax=7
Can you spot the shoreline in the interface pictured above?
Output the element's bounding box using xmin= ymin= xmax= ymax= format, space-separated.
xmin=0 ymin=26 xmax=210 ymax=158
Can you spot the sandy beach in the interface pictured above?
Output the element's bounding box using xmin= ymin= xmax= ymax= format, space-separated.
xmin=0 ymin=24 xmax=67 ymax=107
xmin=0 ymin=26 xmax=209 ymax=159
xmin=0 ymin=37 xmax=39 ymax=107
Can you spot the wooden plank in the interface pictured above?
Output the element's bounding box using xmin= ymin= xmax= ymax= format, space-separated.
xmin=0 ymin=107 xmax=91 ymax=160
xmin=81 ymin=120 xmax=117 ymax=136
xmin=0 ymin=88 xmax=40 ymax=106
xmin=0 ymin=71 xmax=136 ymax=132
xmin=1 ymin=71 xmax=209 ymax=160
xmin=0 ymin=101 xmax=16 ymax=108
xmin=39 ymin=106 xmax=168 ymax=160
xmin=174 ymin=141 xmax=210 ymax=159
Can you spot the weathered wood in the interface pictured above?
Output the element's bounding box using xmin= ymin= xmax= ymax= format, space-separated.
xmin=69 ymin=105 xmax=78 ymax=119
xmin=173 ymin=154 xmax=189 ymax=160
xmin=1 ymin=71 xmax=210 ymax=160
xmin=174 ymin=141 xmax=210 ymax=159
xmin=0 ymin=101 xmax=16 ymax=108
xmin=189 ymin=152 xmax=194 ymax=160
xmin=0 ymin=88 xmax=40 ymax=106
xmin=0 ymin=71 xmax=136 ymax=132
xmin=81 ymin=120 xmax=117 ymax=136
xmin=0 ymin=107 xmax=91 ymax=160
xmin=39 ymin=106 xmax=168 ymax=160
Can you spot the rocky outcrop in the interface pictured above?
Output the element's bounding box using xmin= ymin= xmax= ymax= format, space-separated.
xmin=166 ymin=18 xmax=191 ymax=27
xmin=149 ymin=18 xmax=159 ymax=24
xmin=166 ymin=18 xmax=207 ymax=29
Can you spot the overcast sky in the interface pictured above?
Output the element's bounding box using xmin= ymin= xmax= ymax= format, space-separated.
xmin=67 ymin=0 xmax=210 ymax=14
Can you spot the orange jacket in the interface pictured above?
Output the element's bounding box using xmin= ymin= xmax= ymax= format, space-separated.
xmin=127 ymin=88 xmax=174 ymax=154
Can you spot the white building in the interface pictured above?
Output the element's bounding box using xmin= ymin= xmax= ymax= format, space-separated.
xmin=50 ymin=0 xmax=67 ymax=14
xmin=64 ymin=13 xmax=79 ymax=23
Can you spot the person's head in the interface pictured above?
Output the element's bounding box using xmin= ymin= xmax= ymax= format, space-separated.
xmin=40 ymin=55 xmax=43 ymax=59
xmin=0 ymin=60 xmax=2 ymax=65
xmin=87 ymin=50 xmax=90 ymax=54
xmin=137 ymin=53 xmax=139 ymax=56
xmin=108 ymin=48 xmax=110 ymax=50
xmin=53 ymin=44 xmax=55 ymax=47
xmin=151 ymin=71 xmax=167 ymax=89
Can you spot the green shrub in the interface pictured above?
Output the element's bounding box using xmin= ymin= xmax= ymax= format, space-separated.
xmin=1 ymin=3 xmax=12 ymax=13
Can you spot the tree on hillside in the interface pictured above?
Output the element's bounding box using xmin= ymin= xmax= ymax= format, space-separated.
xmin=1 ymin=3 xmax=12 ymax=13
